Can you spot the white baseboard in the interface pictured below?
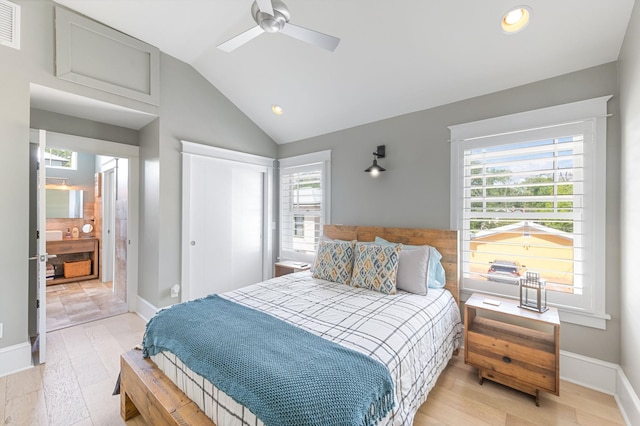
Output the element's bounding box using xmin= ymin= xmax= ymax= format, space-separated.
xmin=0 ymin=342 xmax=33 ymax=378
xmin=560 ymin=350 xmax=618 ymax=394
xmin=135 ymin=295 xmax=159 ymax=323
xmin=615 ymin=365 xmax=640 ymax=426
xmin=561 ymin=350 xmax=640 ymax=426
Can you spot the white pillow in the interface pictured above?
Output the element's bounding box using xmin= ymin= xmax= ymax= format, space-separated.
xmin=396 ymin=245 xmax=430 ymax=295
xmin=374 ymin=236 xmax=430 ymax=295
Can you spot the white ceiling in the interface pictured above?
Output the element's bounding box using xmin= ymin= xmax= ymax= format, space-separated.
xmin=51 ymin=0 xmax=635 ymax=144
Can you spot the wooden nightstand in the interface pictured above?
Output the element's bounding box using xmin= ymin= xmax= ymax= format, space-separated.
xmin=464 ymin=293 xmax=560 ymax=406
xmin=274 ymin=260 xmax=311 ymax=277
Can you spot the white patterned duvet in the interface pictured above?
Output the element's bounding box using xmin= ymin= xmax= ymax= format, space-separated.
xmin=151 ymin=271 xmax=463 ymax=426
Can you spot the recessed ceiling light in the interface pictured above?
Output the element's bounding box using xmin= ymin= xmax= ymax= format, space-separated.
xmin=271 ymin=104 xmax=284 ymax=115
xmin=502 ymin=6 xmax=531 ymax=34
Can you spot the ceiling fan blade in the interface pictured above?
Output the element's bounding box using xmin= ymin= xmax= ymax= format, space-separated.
xmin=255 ymin=0 xmax=274 ymax=16
xmin=280 ymin=23 xmax=340 ymax=52
xmin=217 ymin=26 xmax=265 ymax=52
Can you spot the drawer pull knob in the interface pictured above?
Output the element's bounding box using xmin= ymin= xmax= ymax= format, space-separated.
xmin=502 ymin=356 xmax=512 ymax=364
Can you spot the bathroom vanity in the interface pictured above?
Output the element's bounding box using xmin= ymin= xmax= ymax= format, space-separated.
xmin=46 ymin=238 xmax=99 ymax=285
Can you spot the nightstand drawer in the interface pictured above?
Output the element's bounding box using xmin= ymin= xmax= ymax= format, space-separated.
xmin=466 ymin=330 xmax=556 ymax=392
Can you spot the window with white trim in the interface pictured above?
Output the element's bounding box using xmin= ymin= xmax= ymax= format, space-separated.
xmin=450 ymin=97 xmax=611 ymax=329
xmin=279 ymin=150 xmax=331 ymax=263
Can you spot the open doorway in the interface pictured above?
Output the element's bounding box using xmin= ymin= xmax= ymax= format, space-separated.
xmin=42 ymin=150 xmax=130 ymax=332
xmin=29 ymin=130 xmax=140 ymax=363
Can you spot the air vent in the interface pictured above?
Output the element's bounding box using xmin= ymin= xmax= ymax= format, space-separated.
xmin=0 ymin=0 xmax=20 ymax=50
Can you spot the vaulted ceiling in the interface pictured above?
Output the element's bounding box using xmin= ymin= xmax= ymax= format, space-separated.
xmin=52 ymin=0 xmax=635 ymax=144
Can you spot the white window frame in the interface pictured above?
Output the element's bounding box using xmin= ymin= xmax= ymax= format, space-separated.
xmin=450 ymin=96 xmax=611 ymax=329
xmin=279 ymin=150 xmax=331 ymax=264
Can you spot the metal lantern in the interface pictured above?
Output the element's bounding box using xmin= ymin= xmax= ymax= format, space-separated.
xmin=519 ymin=272 xmax=548 ymax=313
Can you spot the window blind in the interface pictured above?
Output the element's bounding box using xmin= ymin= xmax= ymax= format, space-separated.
xmin=461 ymin=131 xmax=584 ymax=295
xmin=280 ymin=163 xmax=324 ymax=258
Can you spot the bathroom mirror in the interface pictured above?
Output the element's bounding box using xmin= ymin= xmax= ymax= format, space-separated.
xmin=46 ymin=188 xmax=84 ymax=219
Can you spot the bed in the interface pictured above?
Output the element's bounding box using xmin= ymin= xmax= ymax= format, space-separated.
xmin=119 ymin=225 xmax=462 ymax=426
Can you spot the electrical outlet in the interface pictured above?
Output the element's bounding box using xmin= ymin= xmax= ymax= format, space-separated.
xmin=170 ymin=284 xmax=180 ymax=298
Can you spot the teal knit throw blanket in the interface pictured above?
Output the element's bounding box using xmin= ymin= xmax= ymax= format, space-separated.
xmin=142 ymin=295 xmax=395 ymax=426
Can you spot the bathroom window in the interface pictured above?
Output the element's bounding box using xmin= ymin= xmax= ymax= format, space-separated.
xmin=44 ymin=147 xmax=77 ymax=170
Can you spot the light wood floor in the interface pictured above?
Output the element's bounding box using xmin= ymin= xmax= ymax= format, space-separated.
xmin=46 ymin=279 xmax=128 ymax=332
xmin=416 ymin=356 xmax=626 ymax=425
xmin=1 ymin=313 xmax=626 ymax=425
xmin=1 ymin=313 xmax=147 ymax=426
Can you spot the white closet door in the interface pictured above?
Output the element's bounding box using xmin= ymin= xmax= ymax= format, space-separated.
xmin=230 ymin=166 xmax=264 ymax=287
xmin=184 ymin=154 xmax=265 ymax=300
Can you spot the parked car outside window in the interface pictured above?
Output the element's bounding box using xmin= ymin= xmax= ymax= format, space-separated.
xmin=487 ymin=260 xmax=526 ymax=284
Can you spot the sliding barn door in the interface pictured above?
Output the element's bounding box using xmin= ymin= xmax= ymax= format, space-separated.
xmin=182 ymin=143 xmax=273 ymax=301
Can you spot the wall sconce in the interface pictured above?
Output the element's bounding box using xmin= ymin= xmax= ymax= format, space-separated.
xmin=46 ymin=177 xmax=70 ymax=187
xmin=364 ymin=145 xmax=386 ymax=177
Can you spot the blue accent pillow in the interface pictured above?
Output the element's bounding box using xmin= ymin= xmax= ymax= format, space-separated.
xmin=312 ymin=239 xmax=356 ymax=285
xmin=374 ymin=236 xmax=446 ymax=289
xmin=351 ymin=242 xmax=402 ymax=294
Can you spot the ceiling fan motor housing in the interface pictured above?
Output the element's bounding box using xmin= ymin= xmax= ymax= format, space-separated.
xmin=217 ymin=0 xmax=339 ymax=52
xmin=252 ymin=0 xmax=290 ymax=33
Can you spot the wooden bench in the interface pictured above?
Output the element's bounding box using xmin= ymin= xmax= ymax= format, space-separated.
xmin=120 ymin=349 xmax=215 ymax=425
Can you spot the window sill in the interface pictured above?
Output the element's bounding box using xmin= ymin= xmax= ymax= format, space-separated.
xmin=558 ymin=309 xmax=611 ymax=330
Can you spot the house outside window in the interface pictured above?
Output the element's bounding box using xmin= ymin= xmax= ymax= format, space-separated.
xmin=294 ymin=215 xmax=304 ymax=236
xmin=279 ymin=150 xmax=331 ymax=263
xmin=44 ymin=147 xmax=77 ymax=170
xmin=450 ymin=97 xmax=611 ymax=329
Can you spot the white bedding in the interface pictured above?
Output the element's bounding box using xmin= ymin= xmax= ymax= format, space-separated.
xmin=151 ymin=271 xmax=463 ymax=425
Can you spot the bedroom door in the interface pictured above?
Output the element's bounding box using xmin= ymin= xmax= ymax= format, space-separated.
xmin=28 ymin=129 xmax=47 ymax=364
xmin=181 ymin=142 xmax=274 ymax=301
xmin=102 ymin=168 xmax=116 ymax=283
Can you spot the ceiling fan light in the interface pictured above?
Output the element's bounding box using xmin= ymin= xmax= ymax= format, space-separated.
xmin=254 ymin=2 xmax=288 ymax=33
xmin=502 ymin=6 xmax=531 ymax=34
xmin=260 ymin=16 xmax=283 ymax=33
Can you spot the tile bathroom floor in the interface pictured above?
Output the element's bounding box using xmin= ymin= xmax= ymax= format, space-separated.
xmin=46 ymin=279 xmax=129 ymax=332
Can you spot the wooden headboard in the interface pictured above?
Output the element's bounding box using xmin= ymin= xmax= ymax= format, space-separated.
xmin=323 ymin=225 xmax=460 ymax=306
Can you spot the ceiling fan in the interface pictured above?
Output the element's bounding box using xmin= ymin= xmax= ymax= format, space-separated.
xmin=217 ymin=0 xmax=340 ymax=52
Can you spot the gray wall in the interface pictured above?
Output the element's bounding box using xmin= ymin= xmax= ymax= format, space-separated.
xmin=0 ymin=69 xmax=30 ymax=348
xmin=31 ymin=108 xmax=139 ymax=146
xmin=0 ymin=0 xmax=276 ymax=355
xmin=138 ymin=53 xmax=277 ymax=308
xmin=138 ymin=119 xmax=160 ymax=304
xmin=278 ymin=62 xmax=622 ymax=364
xmin=618 ymin=0 xmax=640 ymax=398
xmin=0 ymin=0 xmax=154 ymax=352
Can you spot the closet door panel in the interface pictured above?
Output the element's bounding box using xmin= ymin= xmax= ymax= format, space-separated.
xmin=185 ymin=154 xmax=265 ymax=300
xmin=187 ymin=155 xmax=228 ymax=299
xmin=231 ymin=167 xmax=264 ymax=287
